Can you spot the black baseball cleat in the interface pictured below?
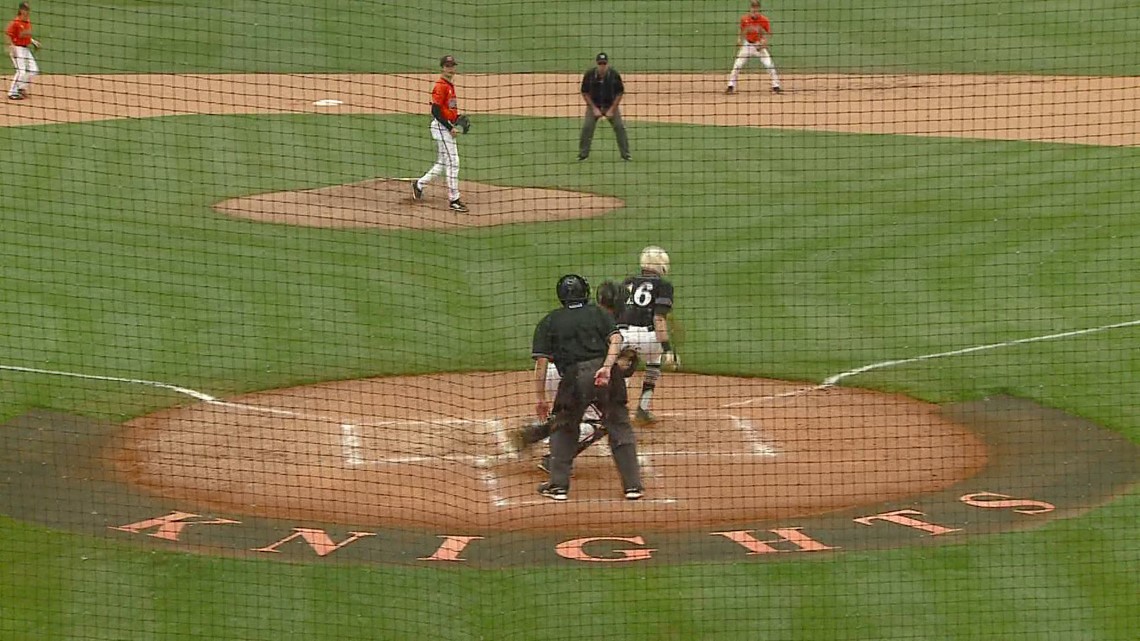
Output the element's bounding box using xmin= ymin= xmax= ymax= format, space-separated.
xmin=411 ymin=181 xmax=423 ymax=201
xmin=725 ymin=86 xmax=735 ymax=95
xmin=7 ymin=93 xmax=23 ymax=100
xmin=538 ymin=483 xmax=568 ymax=501
xmin=771 ymin=86 xmax=784 ymax=94
xmin=448 ymin=199 xmax=468 ymax=212
xmin=577 ymin=154 xmax=588 ymax=161
xmin=624 ymin=486 xmax=644 ymax=500
xmin=621 ymin=155 xmax=632 ymax=161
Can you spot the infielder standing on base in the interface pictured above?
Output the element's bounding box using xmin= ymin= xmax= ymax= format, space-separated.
xmin=6 ymin=2 xmax=39 ymax=101
xmin=725 ymin=1 xmax=782 ymax=95
xmin=619 ymin=246 xmax=679 ymax=427
xmin=411 ymin=55 xmax=468 ymax=212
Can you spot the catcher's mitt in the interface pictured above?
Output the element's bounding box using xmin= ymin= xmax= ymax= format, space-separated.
xmin=455 ymin=114 xmax=471 ymax=134
xmin=617 ymin=346 xmax=640 ymax=377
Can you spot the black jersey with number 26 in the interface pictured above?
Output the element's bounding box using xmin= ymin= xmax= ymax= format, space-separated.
xmin=618 ymin=274 xmax=674 ymax=328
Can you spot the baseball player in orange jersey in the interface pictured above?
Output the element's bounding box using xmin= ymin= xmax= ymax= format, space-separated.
xmin=412 ymin=55 xmax=468 ymax=212
xmin=5 ymin=2 xmax=39 ymax=100
xmin=726 ymin=0 xmax=782 ymax=95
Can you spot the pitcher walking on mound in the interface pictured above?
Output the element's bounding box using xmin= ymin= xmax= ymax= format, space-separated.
xmin=412 ymin=55 xmax=468 ymax=212
xmin=6 ymin=3 xmax=39 ymax=100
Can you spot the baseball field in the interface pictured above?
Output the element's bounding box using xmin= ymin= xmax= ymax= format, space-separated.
xmin=1 ymin=1 xmax=1138 ymax=639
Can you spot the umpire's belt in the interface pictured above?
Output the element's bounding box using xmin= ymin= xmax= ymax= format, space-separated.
xmin=565 ymin=357 xmax=605 ymax=376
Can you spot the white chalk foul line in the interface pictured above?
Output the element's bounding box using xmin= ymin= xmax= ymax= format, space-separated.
xmin=481 ymin=474 xmax=508 ymax=507
xmin=8 ymin=316 xmax=1140 ymax=467
xmin=729 ymin=415 xmax=778 ymax=456
xmin=488 ymin=418 xmax=513 ymax=457
xmin=510 ymin=497 xmax=679 ymax=506
xmin=821 ymin=318 xmax=1140 ymax=387
xmin=721 ymin=318 xmax=1140 ymax=408
xmin=6 ymin=319 xmax=1137 ymax=408
xmin=721 ymin=385 xmax=830 ymax=408
xmin=0 ymin=364 xmax=219 ymax=402
xmin=341 ymin=424 xmax=364 ymax=467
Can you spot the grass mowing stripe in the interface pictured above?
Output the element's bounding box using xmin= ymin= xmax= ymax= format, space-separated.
xmin=3 ymin=111 xmax=1139 ymax=639
xmin=36 ymin=1 xmax=1140 ymax=75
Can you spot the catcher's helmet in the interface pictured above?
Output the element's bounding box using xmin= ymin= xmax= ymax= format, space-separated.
xmin=556 ymin=274 xmax=590 ymax=306
xmin=639 ymin=246 xmax=670 ymax=276
xmin=595 ymin=279 xmax=624 ymax=315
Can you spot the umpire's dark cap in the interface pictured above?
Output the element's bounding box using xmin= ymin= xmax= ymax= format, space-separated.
xmin=596 ymin=53 xmax=608 ymax=63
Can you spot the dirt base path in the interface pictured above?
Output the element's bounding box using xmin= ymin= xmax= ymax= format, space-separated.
xmin=4 ymin=73 xmax=1137 ymax=146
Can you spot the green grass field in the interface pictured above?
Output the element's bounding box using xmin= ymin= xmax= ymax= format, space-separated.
xmin=2 ymin=1 xmax=1139 ymax=640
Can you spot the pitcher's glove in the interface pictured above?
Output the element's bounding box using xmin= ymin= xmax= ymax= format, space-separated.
xmin=455 ymin=114 xmax=471 ymax=134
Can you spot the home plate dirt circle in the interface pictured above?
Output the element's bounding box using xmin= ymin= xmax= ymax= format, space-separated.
xmin=115 ymin=372 xmax=987 ymax=533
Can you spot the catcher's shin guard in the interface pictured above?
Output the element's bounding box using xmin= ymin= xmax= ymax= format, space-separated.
xmin=575 ymin=422 xmax=607 ymax=456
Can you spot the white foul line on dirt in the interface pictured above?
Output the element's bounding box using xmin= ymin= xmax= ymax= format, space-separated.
xmin=721 ymin=385 xmax=829 ymax=408
xmin=356 ymin=448 xmax=763 ymax=467
xmin=729 ymin=415 xmax=778 ymax=456
xmin=510 ymin=498 xmax=679 ymax=506
xmin=341 ymin=424 xmax=365 ymax=467
xmin=488 ymin=418 xmax=513 ymax=457
xmin=476 ymin=463 xmax=508 ymax=507
xmin=480 ymin=419 xmax=510 ymax=506
xmin=7 ymin=316 xmax=1140 ymax=469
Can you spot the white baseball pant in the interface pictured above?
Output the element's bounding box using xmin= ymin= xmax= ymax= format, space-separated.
xmin=416 ymin=119 xmax=460 ymax=202
xmin=727 ymin=42 xmax=780 ymax=89
xmin=619 ymin=326 xmax=664 ymax=365
xmin=8 ymin=45 xmax=38 ymax=96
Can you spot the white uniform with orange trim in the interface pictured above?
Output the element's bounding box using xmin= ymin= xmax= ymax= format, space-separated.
xmin=6 ymin=13 xmax=38 ymax=99
xmin=727 ymin=8 xmax=782 ymax=92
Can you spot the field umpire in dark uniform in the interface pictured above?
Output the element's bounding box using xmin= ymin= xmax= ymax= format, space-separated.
xmin=579 ymin=52 xmax=631 ymax=161
xmin=531 ymin=274 xmax=643 ymax=501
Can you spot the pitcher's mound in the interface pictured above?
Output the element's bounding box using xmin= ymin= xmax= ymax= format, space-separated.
xmin=214 ymin=178 xmax=625 ymax=229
